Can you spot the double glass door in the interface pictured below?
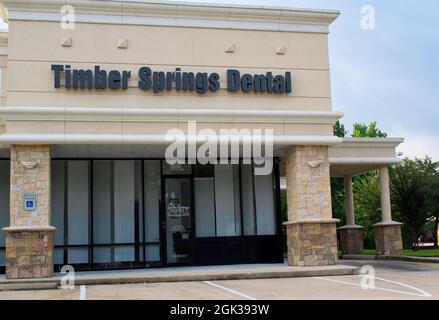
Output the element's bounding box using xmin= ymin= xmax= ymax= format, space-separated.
xmin=163 ymin=178 xmax=193 ymax=264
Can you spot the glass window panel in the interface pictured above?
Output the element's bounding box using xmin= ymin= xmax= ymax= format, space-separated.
xmin=241 ymin=164 xmax=256 ymax=235
xmin=254 ymin=172 xmax=276 ymax=235
xmin=54 ymin=248 xmax=64 ymax=265
xmin=233 ymin=165 xmax=242 ymax=235
xmin=195 ymin=177 xmax=216 ymax=237
xmin=162 ymin=162 xmax=192 ymax=175
xmin=0 ymin=160 xmax=9 ymax=266
xmin=144 ymin=161 xmax=161 ymax=243
xmin=214 ymin=165 xmax=240 ymax=237
xmin=51 ymin=161 xmax=65 ymax=248
xmin=92 ymin=161 xmax=112 ymax=263
xmin=145 ymin=245 xmax=160 ymax=262
xmin=67 ymin=161 xmax=89 ymax=264
xmin=194 ymin=164 xmax=214 ymax=177
xmin=114 ymin=161 xmax=135 ymax=262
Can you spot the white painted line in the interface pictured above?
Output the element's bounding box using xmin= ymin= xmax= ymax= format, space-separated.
xmin=358 ymin=275 xmax=432 ymax=298
xmin=203 ymin=281 xmax=257 ymax=300
xmin=314 ymin=276 xmax=432 ymax=298
xmin=79 ymin=285 xmax=87 ymax=300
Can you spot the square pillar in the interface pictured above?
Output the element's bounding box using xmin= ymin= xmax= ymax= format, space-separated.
xmin=374 ymin=223 xmax=403 ymax=256
xmin=339 ymin=226 xmax=364 ymax=255
xmin=2 ymin=145 xmax=55 ymax=279
xmin=374 ymin=166 xmax=403 ymax=256
xmin=283 ymin=145 xmax=339 ymax=267
xmin=338 ymin=175 xmax=364 ymax=255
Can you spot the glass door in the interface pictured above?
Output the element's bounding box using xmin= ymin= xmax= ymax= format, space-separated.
xmin=163 ymin=178 xmax=193 ymax=264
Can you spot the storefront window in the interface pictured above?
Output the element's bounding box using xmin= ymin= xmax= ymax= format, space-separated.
xmin=214 ymin=165 xmax=241 ymax=237
xmin=241 ymin=164 xmax=256 ymax=235
xmin=254 ymin=172 xmax=276 ymax=235
xmin=49 ymin=158 xmax=278 ymax=269
xmin=113 ymin=161 xmax=136 ymax=262
xmin=195 ymin=165 xmax=216 ymax=237
xmin=0 ymin=160 xmax=9 ymax=267
xmin=51 ymin=160 xmax=65 ymax=265
xmin=92 ymin=160 xmax=112 ymax=263
xmin=143 ymin=160 xmax=161 ymax=262
xmin=67 ymin=161 xmax=90 ymax=264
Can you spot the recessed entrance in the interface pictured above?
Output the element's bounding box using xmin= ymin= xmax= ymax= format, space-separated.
xmin=164 ymin=178 xmax=193 ymax=265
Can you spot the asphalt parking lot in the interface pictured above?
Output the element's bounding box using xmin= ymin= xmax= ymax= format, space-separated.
xmin=1 ymin=259 xmax=439 ymax=300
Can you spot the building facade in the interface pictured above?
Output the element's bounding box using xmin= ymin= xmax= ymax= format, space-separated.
xmin=0 ymin=0 xmax=404 ymax=279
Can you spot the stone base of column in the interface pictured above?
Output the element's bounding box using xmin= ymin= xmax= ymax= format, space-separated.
xmin=374 ymin=222 xmax=403 ymax=256
xmin=339 ymin=225 xmax=364 ymax=255
xmin=285 ymin=219 xmax=339 ymax=267
xmin=3 ymin=226 xmax=56 ymax=279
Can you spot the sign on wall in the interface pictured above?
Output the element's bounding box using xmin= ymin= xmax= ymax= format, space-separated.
xmin=51 ymin=65 xmax=293 ymax=94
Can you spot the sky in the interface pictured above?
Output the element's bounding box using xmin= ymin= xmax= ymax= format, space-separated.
xmin=1 ymin=1 xmax=438 ymax=160
xmin=178 ymin=0 xmax=439 ymax=160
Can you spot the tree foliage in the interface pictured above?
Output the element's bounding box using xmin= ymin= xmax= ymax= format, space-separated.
xmin=352 ymin=121 xmax=387 ymax=138
xmin=390 ymin=157 xmax=439 ymax=248
xmin=333 ymin=120 xmax=347 ymax=138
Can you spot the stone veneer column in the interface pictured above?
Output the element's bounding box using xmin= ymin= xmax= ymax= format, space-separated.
xmin=374 ymin=166 xmax=403 ymax=256
xmin=2 ymin=145 xmax=55 ymax=279
xmin=283 ymin=145 xmax=339 ymax=267
xmin=339 ymin=175 xmax=364 ymax=255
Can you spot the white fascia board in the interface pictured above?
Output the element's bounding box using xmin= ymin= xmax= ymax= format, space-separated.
xmin=0 ymin=107 xmax=343 ymax=124
xmin=329 ymin=157 xmax=403 ymax=165
xmin=335 ymin=137 xmax=405 ymax=148
xmin=3 ymin=0 xmax=339 ymax=33
xmin=0 ymin=133 xmax=342 ymax=146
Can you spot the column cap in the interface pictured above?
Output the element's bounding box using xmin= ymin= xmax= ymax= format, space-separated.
xmin=339 ymin=224 xmax=364 ymax=230
xmin=2 ymin=226 xmax=56 ymax=232
xmin=373 ymin=221 xmax=403 ymax=227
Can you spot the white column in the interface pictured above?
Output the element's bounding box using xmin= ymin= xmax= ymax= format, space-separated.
xmin=379 ymin=166 xmax=392 ymax=223
xmin=344 ymin=175 xmax=356 ymax=226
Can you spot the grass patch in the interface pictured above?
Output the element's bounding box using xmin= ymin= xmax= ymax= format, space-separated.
xmin=362 ymin=249 xmax=439 ymax=257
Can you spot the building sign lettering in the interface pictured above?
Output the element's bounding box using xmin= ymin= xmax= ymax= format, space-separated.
xmin=51 ymin=64 xmax=293 ymax=94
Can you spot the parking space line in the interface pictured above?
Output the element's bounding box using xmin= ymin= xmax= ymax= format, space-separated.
xmin=314 ymin=276 xmax=432 ymax=298
xmin=79 ymin=285 xmax=87 ymax=300
xmin=203 ymin=281 xmax=257 ymax=300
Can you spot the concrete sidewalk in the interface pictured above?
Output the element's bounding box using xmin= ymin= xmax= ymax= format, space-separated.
xmin=0 ymin=263 xmax=358 ymax=290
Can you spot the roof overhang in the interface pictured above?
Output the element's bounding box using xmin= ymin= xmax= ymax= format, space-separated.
xmin=2 ymin=0 xmax=340 ymax=33
xmin=329 ymin=137 xmax=405 ymax=176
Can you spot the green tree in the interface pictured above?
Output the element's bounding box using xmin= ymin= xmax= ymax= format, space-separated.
xmin=423 ymin=160 xmax=439 ymax=247
xmin=352 ymin=121 xmax=387 ymax=138
xmin=389 ymin=157 xmax=438 ymax=249
xmin=353 ymin=173 xmax=381 ymax=248
xmin=333 ymin=120 xmax=347 ymax=138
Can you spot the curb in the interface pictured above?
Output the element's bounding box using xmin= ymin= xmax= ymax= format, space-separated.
xmin=1 ymin=265 xmax=358 ymax=290
xmin=342 ymin=254 xmax=439 ymax=264
xmin=0 ymin=279 xmax=58 ymax=291
xmin=69 ymin=267 xmax=359 ymax=286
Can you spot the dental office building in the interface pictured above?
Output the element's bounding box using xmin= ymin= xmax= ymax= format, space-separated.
xmin=0 ymin=0 xmax=404 ymax=279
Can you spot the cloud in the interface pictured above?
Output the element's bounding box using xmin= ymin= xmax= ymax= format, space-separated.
xmin=391 ymin=127 xmax=439 ymax=161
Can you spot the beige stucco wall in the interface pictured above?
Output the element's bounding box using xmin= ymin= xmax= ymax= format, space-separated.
xmin=7 ymin=20 xmax=331 ymax=111
xmin=0 ymin=55 xmax=7 ymax=107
